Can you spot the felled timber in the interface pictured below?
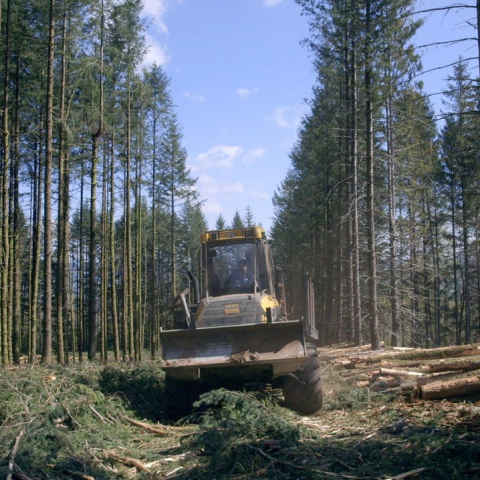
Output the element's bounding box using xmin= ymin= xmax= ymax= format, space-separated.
xmin=420 ymin=375 xmax=480 ymax=400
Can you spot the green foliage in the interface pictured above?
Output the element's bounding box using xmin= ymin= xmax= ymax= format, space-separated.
xmin=215 ymin=213 xmax=227 ymax=230
xmin=187 ymin=389 xmax=301 ymax=473
xmin=324 ymin=386 xmax=394 ymax=411
xmin=1 ymin=363 xmax=480 ymax=479
xmin=243 ymin=205 xmax=255 ymax=227
xmin=230 ymin=210 xmax=245 ymax=229
xmin=0 ymin=365 xmax=135 ymax=479
xmin=99 ymin=363 xmax=166 ymax=420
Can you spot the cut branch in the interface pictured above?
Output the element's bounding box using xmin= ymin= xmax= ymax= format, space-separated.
xmin=118 ymin=413 xmax=167 ymax=435
xmin=7 ymin=429 xmax=25 ymax=480
xmin=104 ymin=451 xmax=151 ymax=472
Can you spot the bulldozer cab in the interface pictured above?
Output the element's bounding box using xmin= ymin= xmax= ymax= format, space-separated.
xmin=202 ymin=227 xmax=274 ymax=299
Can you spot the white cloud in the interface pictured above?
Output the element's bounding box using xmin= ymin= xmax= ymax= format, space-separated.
xmin=198 ymin=174 xmax=246 ymax=197
xmin=249 ymin=190 xmax=269 ymax=200
xmin=263 ymin=0 xmax=283 ymax=6
xmin=236 ymin=87 xmax=259 ymax=99
xmin=195 ymin=145 xmax=243 ymax=170
xmin=142 ymin=1 xmax=183 ymax=67
xmin=242 ymin=147 xmax=266 ymax=164
xmin=144 ymin=32 xmax=170 ymax=66
xmin=202 ymin=199 xmax=223 ymax=215
xmin=268 ymin=105 xmax=306 ymax=129
xmin=183 ymin=91 xmax=206 ymax=102
xmin=143 ymin=0 xmax=170 ymax=34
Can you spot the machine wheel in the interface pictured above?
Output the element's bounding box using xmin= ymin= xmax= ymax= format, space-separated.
xmin=165 ymin=374 xmax=203 ymax=420
xmin=282 ymin=343 xmax=323 ymax=415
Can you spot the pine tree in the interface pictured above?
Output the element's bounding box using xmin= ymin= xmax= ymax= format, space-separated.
xmin=231 ymin=211 xmax=245 ymax=229
xmin=440 ymin=60 xmax=480 ymax=344
xmin=159 ymin=114 xmax=196 ymax=299
xmin=243 ymin=206 xmax=255 ymax=227
xmin=215 ymin=213 xmax=227 ymax=230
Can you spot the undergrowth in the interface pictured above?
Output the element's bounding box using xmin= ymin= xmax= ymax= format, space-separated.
xmin=0 ymin=361 xmax=479 ymax=479
xmin=185 ymin=389 xmax=301 ymax=476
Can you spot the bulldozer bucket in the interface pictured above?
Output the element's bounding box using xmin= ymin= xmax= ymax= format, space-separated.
xmin=161 ymin=320 xmax=307 ymax=380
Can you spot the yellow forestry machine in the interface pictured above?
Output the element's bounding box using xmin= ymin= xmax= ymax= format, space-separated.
xmin=160 ymin=226 xmax=322 ymax=416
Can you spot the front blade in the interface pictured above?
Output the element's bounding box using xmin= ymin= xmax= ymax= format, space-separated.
xmin=161 ymin=320 xmax=306 ymax=378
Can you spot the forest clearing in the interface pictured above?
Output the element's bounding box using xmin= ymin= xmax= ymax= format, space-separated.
xmin=1 ymin=1 xmax=480 ymax=476
xmin=1 ymin=343 xmax=480 ymax=480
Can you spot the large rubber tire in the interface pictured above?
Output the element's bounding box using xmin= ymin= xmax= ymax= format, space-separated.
xmin=282 ymin=343 xmax=323 ymax=415
xmin=165 ymin=374 xmax=203 ymax=420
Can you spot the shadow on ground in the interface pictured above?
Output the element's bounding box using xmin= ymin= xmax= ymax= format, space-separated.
xmin=98 ymin=363 xmax=167 ymax=421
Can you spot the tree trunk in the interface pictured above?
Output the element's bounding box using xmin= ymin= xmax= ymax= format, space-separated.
xmin=1 ymin=0 xmax=12 ymax=364
xmin=109 ymin=135 xmax=120 ymax=361
xmin=150 ymin=112 xmax=158 ymax=359
xmin=364 ymin=0 xmax=380 ymax=350
xmin=12 ymin=54 xmax=22 ymax=364
xmin=88 ymin=0 xmax=104 ymax=361
xmin=101 ymin=141 xmax=108 ymax=363
xmin=350 ymin=1 xmax=362 ymax=346
xmin=386 ymin=96 xmax=399 ymax=346
xmin=56 ymin=7 xmax=68 ymax=365
xmin=78 ymin=164 xmax=85 ymax=362
xmin=29 ymin=128 xmax=43 ymax=364
xmin=88 ymin=134 xmax=99 ymax=361
xmin=42 ymin=0 xmax=56 ymax=363
xmin=125 ymin=81 xmax=134 ymax=358
xmin=462 ymin=192 xmax=471 ymax=343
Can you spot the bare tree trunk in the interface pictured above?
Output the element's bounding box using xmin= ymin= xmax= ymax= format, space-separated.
xmin=101 ymin=141 xmax=108 ymax=362
xmin=364 ymin=0 xmax=380 ymax=350
xmin=451 ymin=190 xmax=460 ymax=344
xmin=42 ymin=0 xmax=56 ymax=363
xmin=109 ymin=135 xmax=120 ymax=361
xmin=56 ymin=7 xmax=68 ymax=365
xmin=150 ymin=117 xmax=158 ymax=359
xmin=350 ymin=0 xmax=362 ymax=346
xmin=134 ymin=114 xmax=144 ymax=360
xmin=386 ymin=96 xmax=399 ymax=346
xmin=12 ymin=54 xmax=22 ymax=364
xmin=171 ymin=182 xmax=176 ymax=299
xmin=344 ymin=35 xmax=354 ymax=342
xmin=88 ymin=0 xmax=104 ymax=361
xmin=88 ymin=134 xmax=99 ymax=361
xmin=1 ymin=0 xmax=12 ymax=364
xmin=125 ymin=82 xmax=134 ymax=358
xmin=29 ymin=130 xmax=43 ymax=364
xmin=78 ymin=164 xmax=85 ymax=362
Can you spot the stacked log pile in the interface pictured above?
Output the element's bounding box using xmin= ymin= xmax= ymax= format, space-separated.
xmin=318 ymin=342 xmax=480 ymax=401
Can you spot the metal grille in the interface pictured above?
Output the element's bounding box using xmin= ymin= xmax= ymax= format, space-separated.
xmin=197 ymin=298 xmax=263 ymax=328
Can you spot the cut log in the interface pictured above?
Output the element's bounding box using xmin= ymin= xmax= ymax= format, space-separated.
xmin=427 ymin=360 xmax=480 ymax=374
xmin=340 ymin=359 xmax=356 ymax=369
xmin=400 ymin=382 xmax=416 ymax=395
xmin=420 ymin=375 xmax=480 ymax=400
xmin=387 ymin=344 xmax=480 ymax=361
xmin=379 ymin=367 xmax=423 ymax=378
xmin=318 ymin=341 xmax=386 ymax=360
xmin=381 ymin=360 xmax=422 ymax=369
xmin=416 ymin=371 xmax=462 ymax=397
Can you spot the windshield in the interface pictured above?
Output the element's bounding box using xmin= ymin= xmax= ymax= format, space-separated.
xmin=204 ymin=240 xmax=267 ymax=297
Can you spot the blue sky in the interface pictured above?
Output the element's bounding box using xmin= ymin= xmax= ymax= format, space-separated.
xmin=141 ymin=0 xmax=478 ymax=233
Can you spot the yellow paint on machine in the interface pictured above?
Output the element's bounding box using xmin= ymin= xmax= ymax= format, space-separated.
xmin=225 ymin=307 xmax=240 ymax=315
xmin=260 ymin=295 xmax=279 ymax=323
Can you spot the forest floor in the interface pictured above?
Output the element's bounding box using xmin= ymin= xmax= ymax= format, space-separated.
xmin=1 ymin=347 xmax=480 ymax=480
